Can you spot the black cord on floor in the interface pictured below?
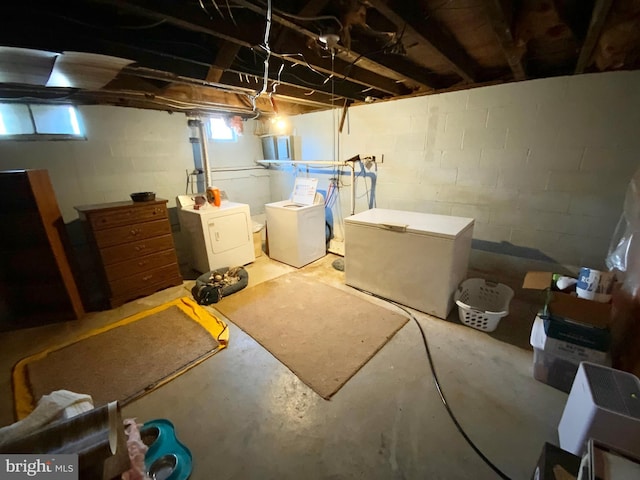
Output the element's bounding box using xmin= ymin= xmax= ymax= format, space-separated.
xmin=353 ymin=287 xmax=512 ymax=480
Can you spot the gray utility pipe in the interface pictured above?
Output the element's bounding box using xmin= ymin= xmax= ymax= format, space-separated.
xmin=197 ymin=119 xmax=212 ymax=188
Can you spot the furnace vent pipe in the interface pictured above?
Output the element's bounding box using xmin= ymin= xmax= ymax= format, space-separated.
xmin=197 ymin=119 xmax=212 ymax=188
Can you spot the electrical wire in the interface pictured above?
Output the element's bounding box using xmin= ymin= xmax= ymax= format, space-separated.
xmin=356 ymin=160 xmax=371 ymax=206
xmin=258 ymin=0 xmax=273 ymax=99
xmin=225 ymin=0 xmax=237 ymax=26
xmin=235 ymin=49 xmax=332 ymax=90
xmin=242 ymin=0 xmax=273 ymax=118
xmin=271 ymin=51 xmax=332 ymax=80
xmin=272 ymin=62 xmax=285 ymax=94
xmin=228 ymin=1 xmax=343 ymax=31
xmin=331 ymin=50 xmax=336 ymax=164
xmin=216 ymin=323 xmax=228 ymax=343
xmin=352 ymin=287 xmax=513 ymax=480
xmin=197 ymin=0 xmax=213 ymax=18
xmin=275 ymin=10 xmax=343 ymax=31
xmin=118 ymin=19 xmax=167 ymax=30
xmin=209 ymin=0 xmax=224 ymax=18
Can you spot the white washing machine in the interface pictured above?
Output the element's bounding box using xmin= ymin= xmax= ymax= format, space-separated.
xmin=265 ymin=178 xmax=326 ymax=268
xmin=176 ymin=194 xmax=255 ymax=273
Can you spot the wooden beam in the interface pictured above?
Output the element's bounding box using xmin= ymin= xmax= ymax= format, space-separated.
xmin=574 ymin=0 xmax=615 ymax=74
xmin=219 ymin=71 xmax=340 ymax=107
xmin=91 ymin=0 xmax=407 ymax=96
xmin=339 ymin=99 xmax=352 ymax=133
xmin=270 ymin=43 xmax=406 ymax=96
xmin=368 ymin=0 xmax=478 ymax=83
xmin=119 ymin=66 xmax=256 ymax=94
xmin=207 ymin=41 xmax=242 ymax=83
xmin=91 ymin=0 xmax=260 ymax=47
xmin=483 ymin=0 xmax=526 ymax=81
xmin=273 ymin=0 xmax=332 ymax=52
xmin=230 ymin=0 xmax=437 ymax=90
xmin=225 ymin=63 xmax=368 ymax=102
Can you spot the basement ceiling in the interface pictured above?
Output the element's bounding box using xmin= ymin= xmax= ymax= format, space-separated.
xmin=0 ymin=0 xmax=639 ymax=117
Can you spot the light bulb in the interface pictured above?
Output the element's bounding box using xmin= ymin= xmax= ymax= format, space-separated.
xmin=276 ymin=118 xmax=287 ymax=131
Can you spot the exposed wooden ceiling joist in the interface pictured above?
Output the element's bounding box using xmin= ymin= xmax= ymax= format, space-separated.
xmin=272 ymin=0 xmax=332 ymax=52
xmin=368 ymin=0 xmax=478 ymax=83
xmin=575 ymin=0 xmax=615 ymax=74
xmin=206 ymin=42 xmax=242 ymax=84
xmin=1 ymin=0 xmax=638 ymax=117
xmin=91 ymin=0 xmax=404 ymax=97
xmin=218 ymin=72 xmax=339 ymax=108
xmin=229 ymin=0 xmax=437 ymax=91
xmin=483 ymin=0 xmax=527 ymax=81
xmin=225 ymin=60 xmax=371 ymax=103
xmin=91 ymin=0 xmax=259 ymax=47
xmin=269 ymin=42 xmax=408 ymax=96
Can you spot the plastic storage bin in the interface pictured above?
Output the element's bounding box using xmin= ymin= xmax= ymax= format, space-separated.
xmin=529 ymin=315 xmax=611 ymax=392
xmin=532 ymin=347 xmax=582 ymax=393
xmin=454 ymin=278 xmax=514 ymax=332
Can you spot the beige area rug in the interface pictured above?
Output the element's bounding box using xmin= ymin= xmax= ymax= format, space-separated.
xmin=214 ymin=272 xmax=409 ymax=399
xmin=13 ymin=297 xmax=229 ymax=419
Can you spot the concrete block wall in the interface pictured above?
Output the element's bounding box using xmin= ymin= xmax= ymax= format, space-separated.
xmin=0 ymin=106 xmax=193 ymax=222
xmin=277 ymin=71 xmax=640 ymax=276
xmin=0 ymin=105 xmax=268 ymax=222
xmin=202 ymin=122 xmax=270 ymax=216
xmin=0 ymin=105 xmax=268 ymax=282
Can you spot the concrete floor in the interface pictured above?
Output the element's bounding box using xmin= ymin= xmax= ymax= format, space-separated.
xmin=0 ymin=253 xmax=569 ymax=480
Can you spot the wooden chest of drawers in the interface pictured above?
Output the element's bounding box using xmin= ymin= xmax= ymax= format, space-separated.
xmin=75 ymin=199 xmax=183 ymax=309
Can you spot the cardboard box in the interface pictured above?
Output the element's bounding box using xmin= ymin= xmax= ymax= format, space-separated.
xmin=523 ymin=271 xmax=613 ymax=329
xmin=543 ymin=315 xmax=610 ymax=352
xmin=531 ymin=316 xmax=611 ymax=362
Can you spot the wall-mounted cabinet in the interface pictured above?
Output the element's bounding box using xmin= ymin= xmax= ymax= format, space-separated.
xmin=260 ymin=135 xmax=297 ymax=160
xmin=0 ymin=169 xmax=84 ymax=329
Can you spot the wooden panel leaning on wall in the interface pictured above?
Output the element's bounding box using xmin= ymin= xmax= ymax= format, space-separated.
xmin=0 ymin=169 xmax=85 ymax=330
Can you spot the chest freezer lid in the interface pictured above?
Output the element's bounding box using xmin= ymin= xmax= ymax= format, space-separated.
xmin=345 ymin=208 xmax=474 ymax=239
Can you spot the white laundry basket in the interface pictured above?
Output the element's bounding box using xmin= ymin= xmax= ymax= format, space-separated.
xmin=454 ymin=278 xmax=514 ymax=332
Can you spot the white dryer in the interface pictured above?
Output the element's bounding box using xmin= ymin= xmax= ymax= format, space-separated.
xmin=265 ymin=178 xmax=326 ymax=268
xmin=176 ymin=194 xmax=255 ymax=273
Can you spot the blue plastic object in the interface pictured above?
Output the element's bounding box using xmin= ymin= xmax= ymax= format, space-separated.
xmin=142 ymin=419 xmax=192 ymax=480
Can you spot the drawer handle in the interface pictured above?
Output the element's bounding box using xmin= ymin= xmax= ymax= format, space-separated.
xmin=135 ymin=244 xmax=147 ymax=251
xmin=130 ymin=228 xmax=142 ymax=236
xmin=138 ymin=260 xmax=149 ymax=267
xmin=142 ymin=274 xmax=153 ymax=281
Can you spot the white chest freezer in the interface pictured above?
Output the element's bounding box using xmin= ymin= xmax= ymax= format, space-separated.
xmin=344 ymin=208 xmax=474 ymax=319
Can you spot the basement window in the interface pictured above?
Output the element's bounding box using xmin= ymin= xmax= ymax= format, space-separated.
xmin=208 ymin=117 xmax=236 ymax=142
xmin=0 ymin=103 xmax=85 ymax=140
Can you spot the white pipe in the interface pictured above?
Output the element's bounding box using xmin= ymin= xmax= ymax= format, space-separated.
xmin=350 ymin=163 xmax=355 ymax=215
xmin=257 ymin=160 xmax=347 ymax=166
xmin=258 ymin=159 xmax=359 ymax=215
xmin=197 ymin=119 xmax=212 ymax=188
